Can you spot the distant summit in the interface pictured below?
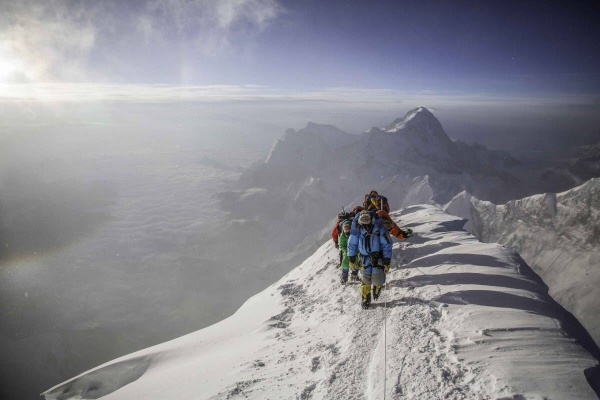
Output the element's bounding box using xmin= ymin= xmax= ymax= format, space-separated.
xmin=239 ymin=105 xmax=524 ymax=206
xmin=383 ymin=106 xmax=438 ymax=132
xmin=373 ymin=106 xmax=455 ymax=157
xmin=361 ymin=107 xmax=516 ymax=175
xmin=264 ymin=122 xmax=354 ymax=170
xmin=303 ymin=122 xmax=349 ymax=136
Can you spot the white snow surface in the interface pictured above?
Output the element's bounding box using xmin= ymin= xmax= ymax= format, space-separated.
xmin=43 ymin=205 xmax=598 ymax=400
xmin=445 ymin=178 xmax=600 ymax=347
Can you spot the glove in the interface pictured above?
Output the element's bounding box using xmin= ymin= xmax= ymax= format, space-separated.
xmin=382 ymin=258 xmax=391 ymax=273
xmin=334 ymin=241 xmax=339 ymax=249
xmin=403 ymin=228 xmax=413 ymax=238
xmin=349 ymin=256 xmax=356 ymax=271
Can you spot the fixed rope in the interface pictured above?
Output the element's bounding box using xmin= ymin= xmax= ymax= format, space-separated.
xmin=383 ymin=279 xmax=388 ymax=400
xmin=414 ymin=266 xmax=443 ymax=297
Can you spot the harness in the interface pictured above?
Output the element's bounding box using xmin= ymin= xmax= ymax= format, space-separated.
xmin=359 ymin=218 xmax=393 ymax=269
xmin=362 ymin=224 xmax=377 ymax=253
xmin=360 ymin=223 xmax=384 ymax=268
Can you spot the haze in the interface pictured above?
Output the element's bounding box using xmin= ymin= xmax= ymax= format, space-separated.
xmin=1 ymin=1 xmax=600 ymax=399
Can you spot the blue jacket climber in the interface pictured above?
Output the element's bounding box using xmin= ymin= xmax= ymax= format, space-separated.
xmin=348 ymin=210 xmax=393 ymax=309
xmin=348 ymin=211 xmax=392 ymax=264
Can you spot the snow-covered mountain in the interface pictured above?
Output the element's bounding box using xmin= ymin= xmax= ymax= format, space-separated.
xmin=445 ymin=178 xmax=600 ymax=347
xmin=234 ymin=106 xmax=522 ymax=204
xmin=217 ymin=107 xmax=525 ymax=275
xmin=43 ymin=205 xmax=600 ymax=399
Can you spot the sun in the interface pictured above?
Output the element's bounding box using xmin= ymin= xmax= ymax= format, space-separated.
xmin=0 ymin=49 xmax=21 ymax=82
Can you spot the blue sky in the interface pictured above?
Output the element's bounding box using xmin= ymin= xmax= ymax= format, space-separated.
xmin=1 ymin=0 xmax=599 ymax=150
xmin=253 ymin=0 xmax=600 ymax=94
xmin=2 ymin=0 xmax=599 ymax=93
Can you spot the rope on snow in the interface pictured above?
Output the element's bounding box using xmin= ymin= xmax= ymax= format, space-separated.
xmin=383 ymin=279 xmax=388 ymax=400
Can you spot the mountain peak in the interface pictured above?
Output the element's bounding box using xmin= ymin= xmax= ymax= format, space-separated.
xmin=377 ymin=106 xmax=454 ymax=151
xmin=264 ymin=122 xmax=353 ymax=169
xmin=405 ymin=105 xmax=436 ymax=121
xmin=301 ymin=122 xmax=349 ymax=137
xmin=383 ymin=106 xmax=438 ymax=132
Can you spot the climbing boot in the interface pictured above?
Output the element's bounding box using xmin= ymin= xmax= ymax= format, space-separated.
xmin=340 ymin=273 xmax=348 ymax=284
xmin=361 ymin=284 xmax=372 ymax=309
xmin=361 ymin=295 xmax=371 ymax=310
xmin=373 ymin=285 xmax=382 ymax=301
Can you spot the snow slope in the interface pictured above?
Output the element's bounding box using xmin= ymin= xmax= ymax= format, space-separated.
xmin=43 ymin=205 xmax=600 ymax=399
xmin=445 ymin=178 xmax=600 ymax=347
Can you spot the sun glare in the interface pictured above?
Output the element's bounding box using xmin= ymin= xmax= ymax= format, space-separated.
xmin=0 ymin=50 xmax=20 ymax=82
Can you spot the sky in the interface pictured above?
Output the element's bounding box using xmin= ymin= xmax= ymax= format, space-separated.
xmin=0 ymin=0 xmax=599 ymax=92
xmin=1 ymin=0 xmax=599 ymax=151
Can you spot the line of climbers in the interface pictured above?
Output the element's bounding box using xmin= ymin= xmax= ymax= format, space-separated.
xmin=332 ymin=190 xmax=413 ymax=309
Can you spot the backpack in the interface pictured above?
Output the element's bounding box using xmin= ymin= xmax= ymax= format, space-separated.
xmin=363 ymin=193 xmax=390 ymax=212
xmin=336 ymin=211 xmax=352 ymax=236
xmin=363 ymin=193 xmax=378 ymax=211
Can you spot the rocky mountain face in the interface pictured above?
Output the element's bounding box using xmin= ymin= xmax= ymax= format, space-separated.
xmin=445 ymin=177 xmax=600 ymax=346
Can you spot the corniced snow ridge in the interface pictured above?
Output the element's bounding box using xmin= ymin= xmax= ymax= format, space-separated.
xmin=445 ymin=177 xmax=600 ymax=349
xmin=43 ymin=205 xmax=600 ymax=400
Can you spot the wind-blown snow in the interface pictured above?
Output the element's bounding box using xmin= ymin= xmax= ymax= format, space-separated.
xmin=43 ymin=205 xmax=599 ymax=399
xmin=445 ymin=178 xmax=600 ymax=348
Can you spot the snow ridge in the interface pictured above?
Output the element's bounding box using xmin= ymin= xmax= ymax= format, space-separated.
xmin=445 ymin=177 xmax=600 ymax=348
xmin=43 ymin=205 xmax=599 ymax=400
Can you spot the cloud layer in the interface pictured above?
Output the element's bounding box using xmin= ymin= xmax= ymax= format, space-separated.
xmin=1 ymin=82 xmax=599 ymax=153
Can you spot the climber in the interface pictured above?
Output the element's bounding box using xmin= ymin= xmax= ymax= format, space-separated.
xmin=337 ymin=219 xmax=358 ymax=284
xmin=348 ymin=210 xmax=393 ymax=309
xmin=363 ymin=190 xmax=390 ymax=213
xmin=331 ymin=206 xmax=364 ymax=268
xmin=376 ymin=210 xmax=413 ymax=240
